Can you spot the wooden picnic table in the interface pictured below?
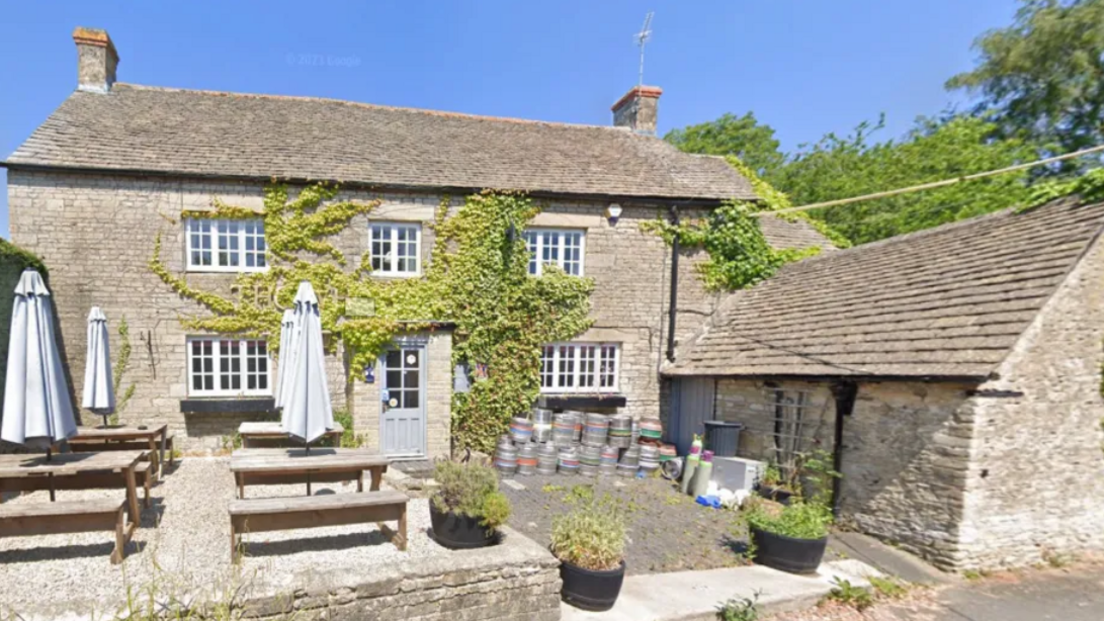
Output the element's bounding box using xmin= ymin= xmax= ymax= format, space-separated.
xmin=237 ymin=421 xmax=344 ymax=448
xmin=70 ymin=425 xmax=169 ymax=479
xmin=229 ymin=447 xmax=388 ymax=498
xmin=0 ymin=451 xmax=145 ymax=560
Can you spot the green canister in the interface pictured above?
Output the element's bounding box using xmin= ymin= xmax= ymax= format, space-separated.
xmin=680 ymin=443 xmax=701 ymax=494
xmin=691 ymin=450 xmax=714 ymax=498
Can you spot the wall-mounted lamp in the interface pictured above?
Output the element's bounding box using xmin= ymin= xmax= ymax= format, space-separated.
xmin=606 ymin=203 xmax=623 ymax=226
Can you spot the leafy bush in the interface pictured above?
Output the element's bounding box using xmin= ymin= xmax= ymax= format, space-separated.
xmin=431 ymin=460 xmax=511 ymax=530
xmin=550 ymin=496 xmax=627 ymax=571
xmin=746 ymin=501 xmax=832 ymax=541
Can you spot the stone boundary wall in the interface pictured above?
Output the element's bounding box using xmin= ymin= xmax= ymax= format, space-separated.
xmin=239 ymin=527 xmax=561 ymax=621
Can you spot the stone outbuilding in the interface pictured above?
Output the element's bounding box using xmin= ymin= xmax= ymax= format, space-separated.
xmin=665 ymin=197 xmax=1104 ymax=571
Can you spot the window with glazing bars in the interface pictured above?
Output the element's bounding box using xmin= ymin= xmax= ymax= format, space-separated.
xmin=524 ymin=229 xmax=584 ymax=276
xmin=186 ymin=219 xmax=267 ymax=271
xmin=539 ymin=343 xmax=619 ymax=392
xmin=187 ymin=337 xmax=270 ymax=396
xmin=370 ymin=223 xmax=420 ymax=276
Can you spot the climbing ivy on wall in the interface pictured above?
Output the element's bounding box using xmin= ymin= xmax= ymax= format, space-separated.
xmin=108 ymin=315 xmax=136 ymax=426
xmin=1017 ymin=168 xmax=1104 ymax=214
xmin=642 ymin=156 xmax=848 ymax=291
xmin=149 ymin=184 xmax=593 ymax=453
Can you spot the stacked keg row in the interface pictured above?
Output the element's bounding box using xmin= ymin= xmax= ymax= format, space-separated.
xmin=494 ymin=409 xmax=677 ymax=479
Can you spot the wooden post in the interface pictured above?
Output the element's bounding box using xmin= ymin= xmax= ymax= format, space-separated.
xmin=123 ymin=464 xmax=140 ymax=529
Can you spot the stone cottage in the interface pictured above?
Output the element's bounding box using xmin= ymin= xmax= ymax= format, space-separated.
xmin=665 ymin=197 xmax=1104 ymax=570
xmin=1 ymin=28 xmax=830 ymax=455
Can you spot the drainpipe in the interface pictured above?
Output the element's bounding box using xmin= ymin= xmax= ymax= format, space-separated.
xmin=828 ymin=380 xmax=858 ymax=518
xmin=666 ymin=205 xmax=680 ymax=362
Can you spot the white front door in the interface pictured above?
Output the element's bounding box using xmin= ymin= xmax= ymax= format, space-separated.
xmin=380 ymin=344 xmax=427 ymax=458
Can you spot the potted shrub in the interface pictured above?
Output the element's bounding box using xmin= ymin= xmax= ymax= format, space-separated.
xmin=550 ymin=496 xmax=628 ymax=612
xmin=429 ymin=460 xmax=511 ymax=549
xmin=745 ymin=499 xmax=832 ymax=574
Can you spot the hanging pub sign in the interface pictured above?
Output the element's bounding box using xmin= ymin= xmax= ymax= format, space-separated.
xmin=347 ymin=296 xmax=376 ymax=318
xmin=364 ymin=362 xmax=375 ymax=384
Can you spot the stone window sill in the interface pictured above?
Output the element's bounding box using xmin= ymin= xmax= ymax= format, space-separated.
xmin=536 ymin=394 xmax=627 ymax=409
xmin=179 ymin=397 xmax=275 ymax=414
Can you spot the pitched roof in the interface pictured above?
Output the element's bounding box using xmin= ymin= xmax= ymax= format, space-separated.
xmin=3 ymin=84 xmax=756 ymax=201
xmin=666 ymin=198 xmax=1104 ymax=380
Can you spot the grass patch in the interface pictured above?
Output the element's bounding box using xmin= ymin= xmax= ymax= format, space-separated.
xmin=824 ymin=578 xmax=874 ymax=611
xmin=715 ymin=591 xmax=760 ymax=621
xmin=869 ymin=576 xmax=909 ymax=599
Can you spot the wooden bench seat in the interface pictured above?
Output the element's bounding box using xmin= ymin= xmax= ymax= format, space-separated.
xmin=0 ymin=460 xmax=153 ymax=508
xmin=229 ymin=490 xmax=408 ymax=562
xmin=0 ymin=498 xmax=127 ymax=563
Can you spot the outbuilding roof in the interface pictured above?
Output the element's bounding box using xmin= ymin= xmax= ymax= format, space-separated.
xmin=666 ymin=198 xmax=1104 ymax=380
xmin=4 ymin=84 xmax=757 ymax=202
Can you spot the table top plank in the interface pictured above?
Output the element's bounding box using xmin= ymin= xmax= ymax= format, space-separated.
xmin=72 ymin=425 xmax=168 ymax=441
xmin=237 ymin=422 xmax=344 ymax=438
xmin=0 ymin=497 xmax=125 ymax=519
xmin=230 ymin=448 xmax=388 ymax=474
xmin=229 ymin=489 xmax=407 ymax=515
xmin=0 ymin=451 xmax=145 ymax=478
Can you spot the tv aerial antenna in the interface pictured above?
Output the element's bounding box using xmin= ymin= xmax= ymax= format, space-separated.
xmin=635 ymin=11 xmax=654 ymax=89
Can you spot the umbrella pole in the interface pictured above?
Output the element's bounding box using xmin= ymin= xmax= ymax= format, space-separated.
xmin=46 ymin=447 xmax=55 ymax=501
xmin=305 ymin=442 xmax=311 ymax=496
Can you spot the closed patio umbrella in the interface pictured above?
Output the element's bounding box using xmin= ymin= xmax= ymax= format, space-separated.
xmin=280 ymin=281 xmax=333 ymax=446
xmin=273 ymin=309 xmax=296 ymax=410
xmin=1 ymin=270 xmax=78 ymax=456
xmin=81 ymin=306 xmax=115 ymax=427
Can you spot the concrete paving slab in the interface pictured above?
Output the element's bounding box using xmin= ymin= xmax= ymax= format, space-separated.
xmin=830 ymin=531 xmax=956 ymax=585
xmin=560 ymin=560 xmax=877 ymax=621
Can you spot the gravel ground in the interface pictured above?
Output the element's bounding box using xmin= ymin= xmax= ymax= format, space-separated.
xmin=500 ymin=472 xmax=750 ymax=575
xmin=0 ymin=457 xmax=443 ymax=620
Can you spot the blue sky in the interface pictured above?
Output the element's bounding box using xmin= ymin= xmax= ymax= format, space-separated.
xmin=0 ymin=0 xmax=1019 ymax=238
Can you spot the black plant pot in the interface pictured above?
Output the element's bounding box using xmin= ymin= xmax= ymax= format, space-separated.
xmin=429 ymin=503 xmax=498 ymax=549
xmin=559 ymin=559 xmax=626 ymax=612
xmin=749 ymin=525 xmax=828 ymax=574
xmin=757 ymin=485 xmax=794 ymax=506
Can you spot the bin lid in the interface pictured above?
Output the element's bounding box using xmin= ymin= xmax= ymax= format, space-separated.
xmin=703 ymin=420 xmax=744 ymax=429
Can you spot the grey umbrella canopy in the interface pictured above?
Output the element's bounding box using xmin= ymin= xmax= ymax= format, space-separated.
xmin=0 ymin=270 xmax=78 ymax=450
xmin=273 ymin=309 xmax=297 ymax=411
xmin=81 ymin=306 xmax=115 ymax=427
xmin=280 ymin=281 xmax=333 ymax=445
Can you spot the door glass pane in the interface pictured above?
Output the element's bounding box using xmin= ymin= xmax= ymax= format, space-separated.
xmin=403 ymin=349 xmax=419 ymax=368
xmin=386 ymin=350 xmax=402 ymax=369
xmin=403 ymin=370 xmax=419 ymax=389
xmin=404 ymin=389 xmax=419 ymax=409
xmin=386 ymin=370 xmax=402 ymax=389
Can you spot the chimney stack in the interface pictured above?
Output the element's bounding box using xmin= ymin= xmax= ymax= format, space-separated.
xmin=73 ymin=27 xmax=118 ymax=93
xmin=611 ymin=86 xmax=662 ymax=135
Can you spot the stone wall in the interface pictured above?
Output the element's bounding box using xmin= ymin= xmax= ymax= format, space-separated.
xmin=714 ymin=378 xmax=978 ymax=569
xmin=843 ymin=382 xmax=977 ymax=568
xmin=957 ymin=233 xmax=1104 ymax=570
xmin=6 ymin=169 xmax=721 ymax=451
xmin=239 ymin=526 xmax=561 ymax=621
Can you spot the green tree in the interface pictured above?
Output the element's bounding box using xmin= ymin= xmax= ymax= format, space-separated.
xmin=770 ymin=115 xmax=1034 ymax=244
xmin=946 ymin=0 xmax=1104 ymax=169
xmin=664 ymin=112 xmax=785 ymax=176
